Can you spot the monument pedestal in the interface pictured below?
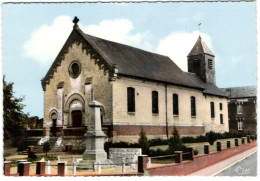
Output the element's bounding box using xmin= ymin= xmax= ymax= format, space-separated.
xmin=83 ymin=134 xmax=107 ymax=161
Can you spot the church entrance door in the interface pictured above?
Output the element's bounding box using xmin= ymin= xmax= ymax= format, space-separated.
xmin=51 ymin=119 xmax=57 ymax=136
xmin=72 ymin=110 xmax=82 ymax=127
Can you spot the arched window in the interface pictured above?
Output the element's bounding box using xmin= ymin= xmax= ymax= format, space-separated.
xmin=191 ymin=96 xmax=196 ymax=116
xmin=152 ymin=91 xmax=159 ymax=114
xmin=127 ymin=87 xmax=135 ymax=112
xmin=173 ymin=94 xmax=179 ymax=115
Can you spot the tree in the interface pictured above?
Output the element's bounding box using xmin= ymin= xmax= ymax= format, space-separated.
xmin=43 ymin=142 xmax=51 ymax=157
xmin=3 ymin=76 xmax=29 ymax=145
xmin=168 ymin=128 xmax=183 ymax=153
xmin=138 ymin=128 xmax=149 ymax=154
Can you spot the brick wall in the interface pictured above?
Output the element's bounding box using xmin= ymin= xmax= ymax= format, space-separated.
xmin=228 ymin=98 xmax=256 ymax=133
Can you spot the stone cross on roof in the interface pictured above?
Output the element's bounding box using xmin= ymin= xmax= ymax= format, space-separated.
xmin=73 ymin=16 xmax=79 ymax=28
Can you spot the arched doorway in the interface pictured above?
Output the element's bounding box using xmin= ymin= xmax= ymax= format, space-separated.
xmin=51 ymin=112 xmax=57 ymax=136
xmin=70 ymin=100 xmax=83 ymax=127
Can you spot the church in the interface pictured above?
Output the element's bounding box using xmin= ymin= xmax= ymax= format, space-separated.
xmin=41 ymin=17 xmax=229 ymax=143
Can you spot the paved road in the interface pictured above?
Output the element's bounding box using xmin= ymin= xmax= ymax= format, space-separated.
xmin=216 ymin=152 xmax=257 ymax=176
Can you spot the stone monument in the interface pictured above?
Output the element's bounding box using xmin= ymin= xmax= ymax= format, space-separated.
xmin=83 ymin=101 xmax=107 ymax=162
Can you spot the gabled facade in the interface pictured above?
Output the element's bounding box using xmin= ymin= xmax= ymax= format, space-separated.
xmin=41 ymin=17 xmax=229 ymax=143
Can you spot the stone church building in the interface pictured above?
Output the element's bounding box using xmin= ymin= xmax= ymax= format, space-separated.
xmin=41 ymin=17 xmax=228 ymax=143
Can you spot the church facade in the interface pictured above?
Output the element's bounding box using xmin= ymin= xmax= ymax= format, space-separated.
xmin=41 ymin=17 xmax=229 ymax=143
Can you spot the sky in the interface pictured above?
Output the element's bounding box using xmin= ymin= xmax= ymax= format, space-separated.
xmin=1 ymin=1 xmax=257 ymax=118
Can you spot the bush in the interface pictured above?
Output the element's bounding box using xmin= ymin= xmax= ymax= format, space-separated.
xmin=43 ymin=142 xmax=51 ymax=157
xmin=206 ymin=131 xmax=217 ymax=145
xmin=28 ymin=152 xmax=37 ymax=160
xmin=138 ymin=129 xmax=150 ymax=154
xmin=182 ymin=136 xmax=195 ymax=143
xmin=194 ymin=149 xmax=199 ymax=155
xmin=195 ymin=135 xmax=208 ymax=142
xmin=168 ymin=128 xmax=184 ymax=154
xmin=148 ymin=138 xmax=168 ymax=146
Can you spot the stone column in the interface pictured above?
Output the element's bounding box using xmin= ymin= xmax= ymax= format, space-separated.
xmin=4 ymin=161 xmax=11 ymax=176
xmin=174 ymin=151 xmax=183 ymax=163
xmin=204 ymin=145 xmax=210 ymax=154
xmin=36 ymin=161 xmax=46 ymax=175
xmin=18 ymin=162 xmax=31 ymax=176
xmin=137 ymin=155 xmax=148 ymax=173
xmin=83 ymin=101 xmax=107 ymax=162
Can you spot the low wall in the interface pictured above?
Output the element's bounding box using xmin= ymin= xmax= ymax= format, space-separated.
xmin=145 ymin=141 xmax=256 ymax=176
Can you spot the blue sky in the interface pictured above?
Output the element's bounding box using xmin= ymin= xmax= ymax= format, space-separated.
xmin=2 ymin=2 xmax=256 ymax=118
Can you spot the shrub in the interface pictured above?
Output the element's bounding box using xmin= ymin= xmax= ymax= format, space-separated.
xmin=43 ymin=142 xmax=51 ymax=157
xmin=148 ymin=138 xmax=168 ymax=146
xmin=168 ymin=128 xmax=184 ymax=154
xmin=194 ymin=149 xmax=199 ymax=155
xmin=28 ymin=152 xmax=37 ymax=160
xmin=138 ymin=129 xmax=150 ymax=154
xmin=195 ymin=135 xmax=208 ymax=142
xmin=182 ymin=136 xmax=195 ymax=143
xmin=206 ymin=131 xmax=217 ymax=145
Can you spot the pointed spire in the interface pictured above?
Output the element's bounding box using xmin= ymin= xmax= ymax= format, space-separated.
xmin=188 ymin=35 xmax=214 ymax=57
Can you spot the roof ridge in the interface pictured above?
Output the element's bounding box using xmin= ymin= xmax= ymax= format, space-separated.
xmin=82 ymin=32 xmax=170 ymax=59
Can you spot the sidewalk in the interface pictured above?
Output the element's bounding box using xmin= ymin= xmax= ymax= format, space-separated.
xmin=188 ymin=146 xmax=257 ymax=176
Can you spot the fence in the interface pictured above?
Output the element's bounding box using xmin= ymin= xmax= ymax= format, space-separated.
xmin=145 ymin=136 xmax=256 ymax=176
xmin=4 ymin=156 xmax=140 ymax=176
xmin=4 ymin=135 xmax=256 ymax=176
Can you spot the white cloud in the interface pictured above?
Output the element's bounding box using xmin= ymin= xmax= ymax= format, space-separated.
xmin=156 ymin=31 xmax=213 ymax=71
xmin=23 ymin=16 xmax=73 ymax=66
xmin=23 ymin=16 xmax=153 ymax=66
xmin=81 ymin=18 xmax=153 ymax=51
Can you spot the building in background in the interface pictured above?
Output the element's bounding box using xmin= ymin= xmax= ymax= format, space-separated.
xmin=222 ymin=86 xmax=257 ymax=134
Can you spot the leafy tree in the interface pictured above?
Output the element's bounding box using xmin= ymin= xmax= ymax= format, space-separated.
xmin=43 ymin=142 xmax=51 ymax=157
xmin=138 ymin=128 xmax=149 ymax=154
xmin=168 ymin=128 xmax=183 ymax=153
xmin=3 ymin=76 xmax=29 ymax=145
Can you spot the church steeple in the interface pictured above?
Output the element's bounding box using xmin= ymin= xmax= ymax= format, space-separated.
xmin=187 ymin=36 xmax=215 ymax=84
xmin=188 ymin=36 xmax=214 ymax=56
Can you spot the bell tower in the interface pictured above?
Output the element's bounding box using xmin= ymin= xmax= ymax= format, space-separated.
xmin=187 ymin=36 xmax=215 ymax=84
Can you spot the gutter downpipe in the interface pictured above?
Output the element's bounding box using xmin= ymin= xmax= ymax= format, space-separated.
xmin=165 ymin=84 xmax=169 ymax=140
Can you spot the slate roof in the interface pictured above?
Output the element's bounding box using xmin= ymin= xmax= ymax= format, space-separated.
xmin=79 ymin=29 xmax=204 ymax=90
xmin=186 ymin=72 xmax=227 ymax=97
xmin=188 ymin=36 xmax=214 ymax=57
xmin=43 ymin=26 xmax=226 ymax=97
xmin=221 ymin=86 xmax=256 ymax=98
